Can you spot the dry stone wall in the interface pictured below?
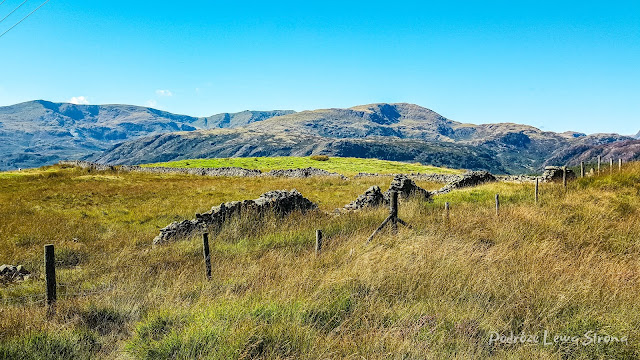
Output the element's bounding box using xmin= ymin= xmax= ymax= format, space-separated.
xmin=58 ymin=161 xmax=345 ymax=179
xmin=153 ymin=190 xmax=317 ymax=245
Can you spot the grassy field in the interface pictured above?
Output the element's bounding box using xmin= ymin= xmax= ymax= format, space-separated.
xmin=141 ymin=156 xmax=464 ymax=176
xmin=1 ymin=162 xmax=640 ymax=359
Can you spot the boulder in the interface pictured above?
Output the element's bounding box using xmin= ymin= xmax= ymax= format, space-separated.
xmin=0 ymin=264 xmax=10 ymax=274
xmin=0 ymin=264 xmax=31 ymax=283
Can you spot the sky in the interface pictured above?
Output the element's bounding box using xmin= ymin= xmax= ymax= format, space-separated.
xmin=0 ymin=0 xmax=638 ymax=135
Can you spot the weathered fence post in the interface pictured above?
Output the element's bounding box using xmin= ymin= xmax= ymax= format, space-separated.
xmin=495 ymin=194 xmax=500 ymax=216
xmin=619 ymin=158 xmax=622 ymax=172
xmin=202 ymin=233 xmax=211 ymax=280
xmin=562 ymin=166 xmax=567 ymax=189
xmin=444 ymin=202 xmax=450 ymax=221
xmin=535 ymin=178 xmax=539 ymax=204
xmin=315 ymin=230 xmax=323 ymax=254
xmin=610 ymin=158 xmax=613 ymax=175
xmin=580 ymin=161 xmax=585 ymax=178
xmin=598 ymin=156 xmax=601 ymax=175
xmin=367 ymin=190 xmax=411 ymax=243
xmin=44 ymin=244 xmax=56 ymax=307
xmin=390 ymin=191 xmax=398 ymax=234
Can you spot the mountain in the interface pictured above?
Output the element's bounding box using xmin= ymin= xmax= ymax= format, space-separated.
xmin=95 ymin=129 xmax=508 ymax=173
xmin=545 ymin=139 xmax=640 ymax=166
xmin=92 ymin=103 xmax=632 ymax=174
xmin=634 ymin=131 xmax=640 ymax=139
xmin=0 ymin=100 xmax=293 ymax=170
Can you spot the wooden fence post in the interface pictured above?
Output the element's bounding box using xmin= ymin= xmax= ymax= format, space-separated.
xmin=367 ymin=190 xmax=411 ymax=243
xmin=495 ymin=194 xmax=500 ymax=216
xmin=44 ymin=244 xmax=56 ymax=307
xmin=444 ymin=202 xmax=450 ymax=221
xmin=563 ymin=166 xmax=567 ymax=189
xmin=203 ymin=233 xmax=211 ymax=280
xmin=598 ymin=156 xmax=601 ymax=175
xmin=535 ymin=178 xmax=539 ymax=204
xmin=390 ymin=191 xmax=398 ymax=234
xmin=315 ymin=230 xmax=322 ymax=254
xmin=619 ymin=158 xmax=622 ymax=172
xmin=610 ymin=158 xmax=613 ymax=175
xmin=580 ymin=161 xmax=585 ymax=178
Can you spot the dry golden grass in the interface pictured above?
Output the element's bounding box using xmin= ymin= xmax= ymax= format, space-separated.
xmin=1 ymin=163 xmax=639 ymax=359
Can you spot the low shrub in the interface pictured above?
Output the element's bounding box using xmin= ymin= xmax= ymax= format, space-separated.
xmin=310 ymin=155 xmax=330 ymax=161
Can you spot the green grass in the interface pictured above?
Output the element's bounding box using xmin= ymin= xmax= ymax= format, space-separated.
xmin=141 ymin=156 xmax=463 ymax=176
xmin=1 ymin=163 xmax=640 ymax=358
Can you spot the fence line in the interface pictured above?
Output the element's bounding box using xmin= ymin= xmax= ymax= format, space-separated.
xmin=2 ymin=156 xmax=622 ymax=309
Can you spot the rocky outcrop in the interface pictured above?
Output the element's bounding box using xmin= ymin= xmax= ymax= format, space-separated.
xmin=153 ymin=190 xmax=318 ymax=245
xmin=541 ymin=166 xmax=576 ymax=182
xmin=434 ymin=171 xmax=497 ymax=194
xmin=0 ymin=264 xmax=30 ymax=284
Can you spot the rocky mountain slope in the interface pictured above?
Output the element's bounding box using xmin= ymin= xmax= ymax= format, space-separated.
xmin=545 ymin=139 xmax=640 ymax=166
xmin=0 ymin=100 xmax=292 ymax=170
xmin=93 ymin=103 xmax=631 ymax=174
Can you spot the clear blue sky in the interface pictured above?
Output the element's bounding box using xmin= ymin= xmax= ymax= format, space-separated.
xmin=0 ymin=0 xmax=638 ymax=135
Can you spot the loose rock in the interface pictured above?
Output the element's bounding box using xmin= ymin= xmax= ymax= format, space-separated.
xmin=0 ymin=264 xmax=31 ymax=284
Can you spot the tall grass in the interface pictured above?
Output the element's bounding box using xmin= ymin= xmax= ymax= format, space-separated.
xmin=1 ymin=163 xmax=639 ymax=358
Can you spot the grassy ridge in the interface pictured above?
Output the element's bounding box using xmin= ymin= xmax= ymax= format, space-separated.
xmin=1 ymin=164 xmax=640 ymax=358
xmin=141 ymin=156 xmax=464 ymax=176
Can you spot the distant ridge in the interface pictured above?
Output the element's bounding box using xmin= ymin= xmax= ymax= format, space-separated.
xmin=0 ymin=100 xmax=634 ymax=173
xmin=0 ymin=100 xmax=293 ymax=170
xmin=93 ymin=103 xmax=632 ymax=174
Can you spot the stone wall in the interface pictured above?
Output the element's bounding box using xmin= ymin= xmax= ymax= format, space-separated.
xmin=153 ymin=190 xmax=318 ymax=245
xmin=58 ymin=161 xmax=345 ymax=179
xmin=342 ymin=175 xmax=431 ymax=211
xmin=354 ymin=172 xmax=461 ymax=183
xmin=541 ymin=166 xmax=576 ymax=182
xmin=58 ymin=160 xmax=116 ymax=172
xmin=433 ymin=171 xmax=497 ymax=195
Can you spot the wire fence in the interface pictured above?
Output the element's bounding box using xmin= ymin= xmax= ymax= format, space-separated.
xmin=0 ymin=159 xmax=629 ymax=308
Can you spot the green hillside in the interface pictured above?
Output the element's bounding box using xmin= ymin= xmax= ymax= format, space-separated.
xmin=1 ymin=163 xmax=639 ymax=359
xmin=142 ymin=156 xmax=464 ymax=176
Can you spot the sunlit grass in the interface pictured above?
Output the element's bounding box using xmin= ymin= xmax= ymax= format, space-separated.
xmin=141 ymin=156 xmax=464 ymax=176
xmin=1 ymin=163 xmax=639 ymax=358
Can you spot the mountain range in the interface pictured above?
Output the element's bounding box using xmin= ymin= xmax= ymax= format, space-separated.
xmin=0 ymin=100 xmax=292 ymax=170
xmin=1 ymin=100 xmax=637 ymax=173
